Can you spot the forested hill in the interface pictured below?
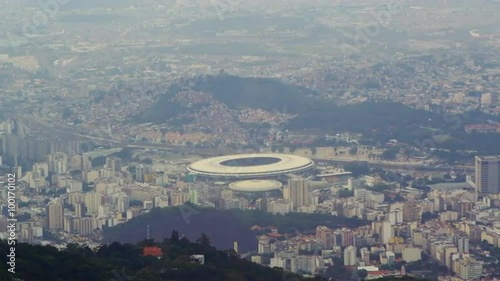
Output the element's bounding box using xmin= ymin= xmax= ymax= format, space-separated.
xmin=0 ymin=235 xmax=431 ymax=281
xmin=133 ymin=74 xmax=322 ymax=123
xmin=190 ymin=75 xmax=321 ymax=112
xmin=0 ymin=233 xmax=322 ymax=281
xmin=103 ymin=206 xmax=370 ymax=252
xmin=132 ymin=74 xmax=500 ymax=154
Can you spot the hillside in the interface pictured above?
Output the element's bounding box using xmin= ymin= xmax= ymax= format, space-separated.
xmin=289 ymin=102 xmax=500 ymax=154
xmin=188 ymin=75 xmax=320 ymax=112
xmin=103 ymin=205 xmax=371 ymax=252
xmin=0 ymin=234 xmax=323 ymax=281
xmin=0 ymin=237 xmax=432 ymax=281
xmin=131 ymin=74 xmax=500 ymax=154
xmin=132 ymin=74 xmax=322 ymax=124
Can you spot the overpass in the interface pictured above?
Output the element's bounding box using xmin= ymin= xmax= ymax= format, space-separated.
xmin=312 ymin=158 xmax=474 ymax=174
xmin=83 ymin=148 xmax=123 ymax=159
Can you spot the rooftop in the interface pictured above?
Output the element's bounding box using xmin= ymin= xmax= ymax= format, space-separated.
xmin=475 ymin=155 xmax=500 ymax=161
xmin=228 ymin=179 xmax=282 ymax=192
xmin=187 ymin=153 xmax=314 ymax=178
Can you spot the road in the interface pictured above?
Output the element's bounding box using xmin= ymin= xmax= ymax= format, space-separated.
xmin=20 ymin=116 xmax=474 ymax=173
xmin=313 ymin=158 xmax=474 ymax=174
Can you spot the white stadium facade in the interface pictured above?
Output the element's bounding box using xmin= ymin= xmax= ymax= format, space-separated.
xmin=186 ymin=153 xmax=314 ymax=179
xmin=228 ymin=180 xmax=283 ymax=192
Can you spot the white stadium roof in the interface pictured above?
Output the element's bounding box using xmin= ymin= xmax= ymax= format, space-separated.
xmin=186 ymin=153 xmax=314 ymax=178
xmin=229 ymin=180 xmax=283 ymax=192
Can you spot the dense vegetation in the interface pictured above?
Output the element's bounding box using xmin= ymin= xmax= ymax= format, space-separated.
xmin=103 ymin=205 xmax=371 ymax=251
xmin=133 ymin=74 xmax=500 ymax=155
xmin=289 ymin=102 xmax=500 ymax=154
xmin=133 ymin=74 xmax=322 ymax=123
xmin=369 ymin=277 xmax=431 ymax=281
xmin=0 ymin=233 xmax=324 ymax=281
xmin=0 ymin=235 xmax=433 ymax=281
xmin=188 ymin=75 xmax=320 ymax=112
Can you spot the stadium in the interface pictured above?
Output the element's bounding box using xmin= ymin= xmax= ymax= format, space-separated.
xmin=186 ymin=153 xmax=314 ymax=179
xmin=228 ymin=179 xmax=283 ymax=192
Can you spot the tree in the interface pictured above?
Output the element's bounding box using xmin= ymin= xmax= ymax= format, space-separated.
xmin=380 ymin=147 xmax=400 ymax=160
xmin=310 ymin=146 xmax=317 ymax=155
xmin=367 ymin=183 xmax=392 ymax=192
xmin=130 ymin=200 xmax=143 ymax=207
xmin=343 ymin=163 xmax=370 ymax=177
xmin=338 ymin=189 xmax=354 ymax=198
xmin=170 ymin=229 xmax=180 ymax=242
xmin=349 ymin=146 xmax=358 ymax=155
xmin=197 ymin=233 xmax=211 ymax=249
xmin=358 ymin=269 xmax=368 ymax=279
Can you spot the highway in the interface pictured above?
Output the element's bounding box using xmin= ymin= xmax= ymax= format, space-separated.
xmin=312 ymin=158 xmax=474 ymax=174
xmin=115 ymin=142 xmax=475 ymax=174
xmin=20 ymin=116 xmax=474 ymax=173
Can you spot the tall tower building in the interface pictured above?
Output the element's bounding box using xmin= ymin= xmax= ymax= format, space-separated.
xmin=135 ymin=164 xmax=151 ymax=182
xmin=341 ymin=228 xmax=354 ymax=247
xmin=457 ymin=200 xmax=472 ymax=219
xmin=403 ymin=201 xmax=422 ymax=222
xmin=475 ymin=156 xmax=500 ymax=195
xmin=343 ymin=245 xmax=357 ymax=266
xmin=255 ymin=198 xmax=268 ymax=212
xmin=106 ymin=156 xmax=122 ymax=172
xmin=84 ymin=192 xmax=103 ymax=215
xmin=285 ymin=177 xmax=309 ymax=210
xmin=457 ymin=236 xmax=469 ymax=254
xmin=74 ymin=202 xmax=85 ymax=218
xmin=316 ymin=226 xmax=334 ymax=249
xmin=381 ymin=221 xmax=393 ymax=245
xmin=360 ymin=248 xmax=370 ymax=265
xmin=45 ymin=201 xmax=64 ymax=230
xmin=47 ymin=152 xmax=68 ymax=174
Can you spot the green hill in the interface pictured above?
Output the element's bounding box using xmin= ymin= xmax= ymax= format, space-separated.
xmin=103 ymin=205 xmax=371 ymax=252
xmin=188 ymin=75 xmax=320 ymax=112
xmin=0 ymin=234 xmax=433 ymax=281
xmin=0 ymin=233 xmax=323 ymax=281
xmin=0 ymin=234 xmax=434 ymax=281
xmin=132 ymin=74 xmax=322 ymax=124
xmin=131 ymin=74 xmax=500 ymax=155
xmin=370 ymin=277 xmax=431 ymax=281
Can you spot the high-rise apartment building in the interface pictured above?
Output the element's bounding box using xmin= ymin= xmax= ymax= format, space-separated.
xmin=360 ymin=248 xmax=370 ymax=265
xmin=457 ymin=200 xmax=472 ymax=219
xmin=45 ymin=201 xmax=64 ymax=230
xmin=285 ymin=177 xmax=309 ymax=210
xmin=316 ymin=226 xmax=335 ymax=249
xmin=341 ymin=228 xmax=354 ymax=247
xmin=106 ymin=156 xmax=122 ymax=172
xmin=47 ymin=152 xmax=68 ymax=174
xmin=475 ymin=155 xmax=500 ymax=195
xmin=343 ymin=245 xmax=357 ymax=266
xmin=381 ymin=221 xmax=393 ymax=245
xmin=84 ymin=192 xmax=103 ymax=215
xmin=403 ymin=201 xmax=422 ymax=222
xmin=74 ymin=202 xmax=85 ymax=218
xmin=456 ymin=259 xmax=483 ymax=280
xmin=457 ymin=236 xmax=469 ymax=254
xmin=135 ymin=164 xmax=151 ymax=182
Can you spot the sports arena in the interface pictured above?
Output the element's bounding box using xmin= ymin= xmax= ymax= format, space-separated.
xmin=229 ymin=179 xmax=283 ymax=192
xmin=186 ymin=153 xmax=314 ymax=179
